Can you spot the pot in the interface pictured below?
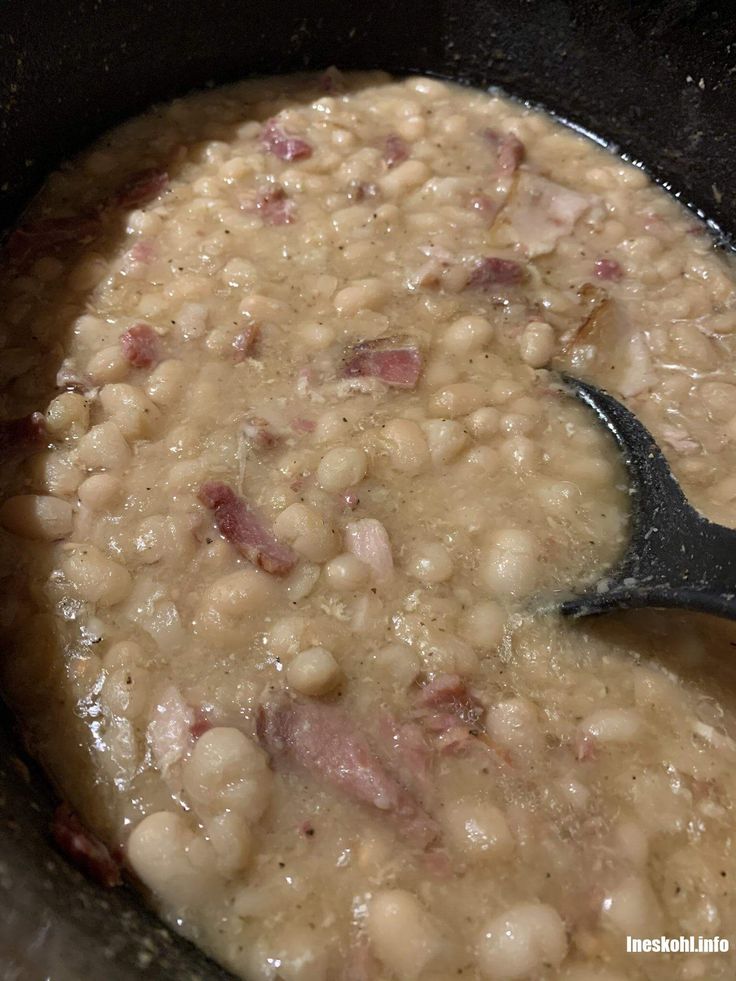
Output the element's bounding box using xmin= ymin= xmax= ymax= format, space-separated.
xmin=0 ymin=1 xmax=733 ymax=977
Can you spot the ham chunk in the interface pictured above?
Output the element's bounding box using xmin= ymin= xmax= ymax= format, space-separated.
xmin=261 ymin=118 xmax=313 ymax=161
xmin=343 ymin=336 xmax=423 ymax=389
xmin=255 ymin=185 xmax=296 ymax=225
xmin=345 ymin=518 xmax=393 ymax=579
xmin=51 ymin=802 xmax=121 ymax=888
xmin=466 ymin=256 xmax=526 ymax=288
xmin=0 ymin=412 xmax=47 ymax=460
xmin=416 ymin=674 xmax=485 ymax=729
xmin=199 ymin=480 xmax=297 ymax=575
xmin=483 ymin=128 xmax=525 ymax=172
xmin=257 ymin=693 xmax=438 ymax=845
xmin=4 ymin=215 xmax=100 ymax=269
xmin=594 ymin=257 xmax=623 ymax=282
xmin=503 ymin=173 xmax=594 ymax=256
xmin=120 ymin=323 xmax=159 ymax=368
xmin=384 ymin=134 xmax=410 ymax=169
xmin=114 ymin=169 xmax=169 ymax=209
xmin=232 ymin=324 xmax=260 ymax=363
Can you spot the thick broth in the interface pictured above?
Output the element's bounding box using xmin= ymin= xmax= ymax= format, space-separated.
xmin=1 ymin=72 xmax=736 ymax=980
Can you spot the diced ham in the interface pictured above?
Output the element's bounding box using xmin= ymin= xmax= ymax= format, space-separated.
xmin=198 ymin=480 xmax=297 ymax=575
xmin=383 ymin=134 xmax=409 ymax=169
xmin=575 ymin=731 xmax=597 ymax=762
xmin=261 ymin=118 xmax=313 ymax=161
xmin=483 ymin=128 xmax=525 ymax=172
xmin=345 ymin=518 xmax=393 ymax=579
xmin=147 ymin=686 xmax=195 ymax=777
xmin=0 ymin=412 xmax=47 ymax=461
xmin=469 ymin=193 xmax=500 ymax=224
xmin=255 ymin=185 xmax=296 ymax=225
xmin=190 ymin=715 xmax=214 ymax=740
xmin=120 ymin=323 xmax=159 ymax=368
xmin=51 ymin=803 xmax=121 ymax=888
xmin=114 ymin=169 xmax=169 ymax=209
xmin=346 ymin=180 xmax=379 ymax=203
xmin=661 ymin=424 xmax=700 ymax=456
xmin=319 ymin=66 xmax=345 ymax=94
xmin=290 ymin=416 xmax=316 ymax=434
xmin=126 ymin=239 xmax=156 ymax=264
xmin=594 ymin=257 xmax=623 ymax=282
xmin=257 ymin=693 xmax=438 ymax=846
xmin=503 ymin=173 xmax=594 ymax=257
xmin=3 ymin=215 xmax=100 ymax=270
xmin=343 ymin=336 xmax=423 ymax=389
xmin=242 ymin=416 xmax=279 ymax=449
xmin=466 ymin=256 xmax=526 ymax=288
xmin=342 ymin=489 xmax=360 ymax=510
xmin=416 ymin=674 xmax=485 ymax=729
xmin=232 ymin=323 xmax=260 ymax=363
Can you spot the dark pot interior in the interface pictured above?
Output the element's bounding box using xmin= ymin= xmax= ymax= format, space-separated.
xmin=1 ymin=1 xmax=734 ymax=978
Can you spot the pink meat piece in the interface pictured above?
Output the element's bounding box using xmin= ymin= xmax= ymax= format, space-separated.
xmin=469 ymin=193 xmax=500 ymax=224
xmin=343 ymin=336 xmax=423 ymax=389
xmin=261 ymin=118 xmax=313 ymax=161
xmin=290 ymin=416 xmax=316 ymax=434
xmin=575 ymin=730 xmax=597 ymax=762
xmin=504 ymin=173 xmax=594 ymax=257
xmin=319 ymin=66 xmax=345 ymax=94
xmin=346 ymin=180 xmax=379 ymax=203
xmin=342 ymin=489 xmax=360 ymax=510
xmin=120 ymin=323 xmax=159 ymax=368
xmin=242 ymin=416 xmax=279 ymax=449
xmin=384 ymin=134 xmax=410 ymax=169
xmin=4 ymin=215 xmax=100 ymax=269
xmin=467 ymin=256 xmax=526 ymax=288
xmin=51 ymin=803 xmax=121 ymax=888
xmin=257 ymin=694 xmax=438 ymax=846
xmin=345 ymin=518 xmax=393 ymax=579
xmin=127 ymin=239 xmax=156 ymax=263
xmin=416 ymin=673 xmax=485 ymax=727
xmin=661 ymin=424 xmax=700 ymax=456
xmin=255 ymin=184 xmax=297 ymax=225
xmin=594 ymin=257 xmax=624 ymax=282
xmin=0 ymin=412 xmax=47 ymax=460
xmin=198 ymin=480 xmax=297 ymax=575
xmin=483 ymin=128 xmax=525 ymax=172
xmin=114 ymin=169 xmax=169 ymax=208
xmin=232 ymin=323 xmax=260 ymax=363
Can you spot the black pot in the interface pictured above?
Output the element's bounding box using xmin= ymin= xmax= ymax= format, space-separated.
xmin=0 ymin=2 xmax=734 ymax=978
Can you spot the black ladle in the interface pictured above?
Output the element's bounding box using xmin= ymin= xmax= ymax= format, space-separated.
xmin=560 ymin=373 xmax=736 ymax=621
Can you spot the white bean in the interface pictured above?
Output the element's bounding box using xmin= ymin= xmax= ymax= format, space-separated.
xmin=519 ymin=320 xmax=556 ymax=367
xmin=99 ymin=383 xmax=161 ymax=440
xmin=381 ymin=418 xmax=430 ymax=473
xmin=0 ymin=495 xmax=73 ymax=541
xmin=442 ymin=315 xmax=494 ymax=355
xmin=429 ymin=382 xmax=487 ymax=418
xmin=444 ymin=800 xmax=514 ymax=859
xmin=127 ymin=811 xmax=221 ymax=909
xmin=274 ymin=503 xmax=338 ymax=562
xmin=76 ymin=421 xmax=131 ymax=471
xmin=61 ymin=545 xmax=132 ymax=606
xmin=183 ymin=726 xmax=272 ymax=822
xmin=479 ymin=902 xmax=567 ymax=980
xmin=367 ymin=889 xmax=443 ymax=980
xmin=317 ymin=446 xmax=367 ymax=492
xmin=406 ymin=542 xmax=454 ymax=583
xmin=287 ymin=646 xmax=341 ymax=696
